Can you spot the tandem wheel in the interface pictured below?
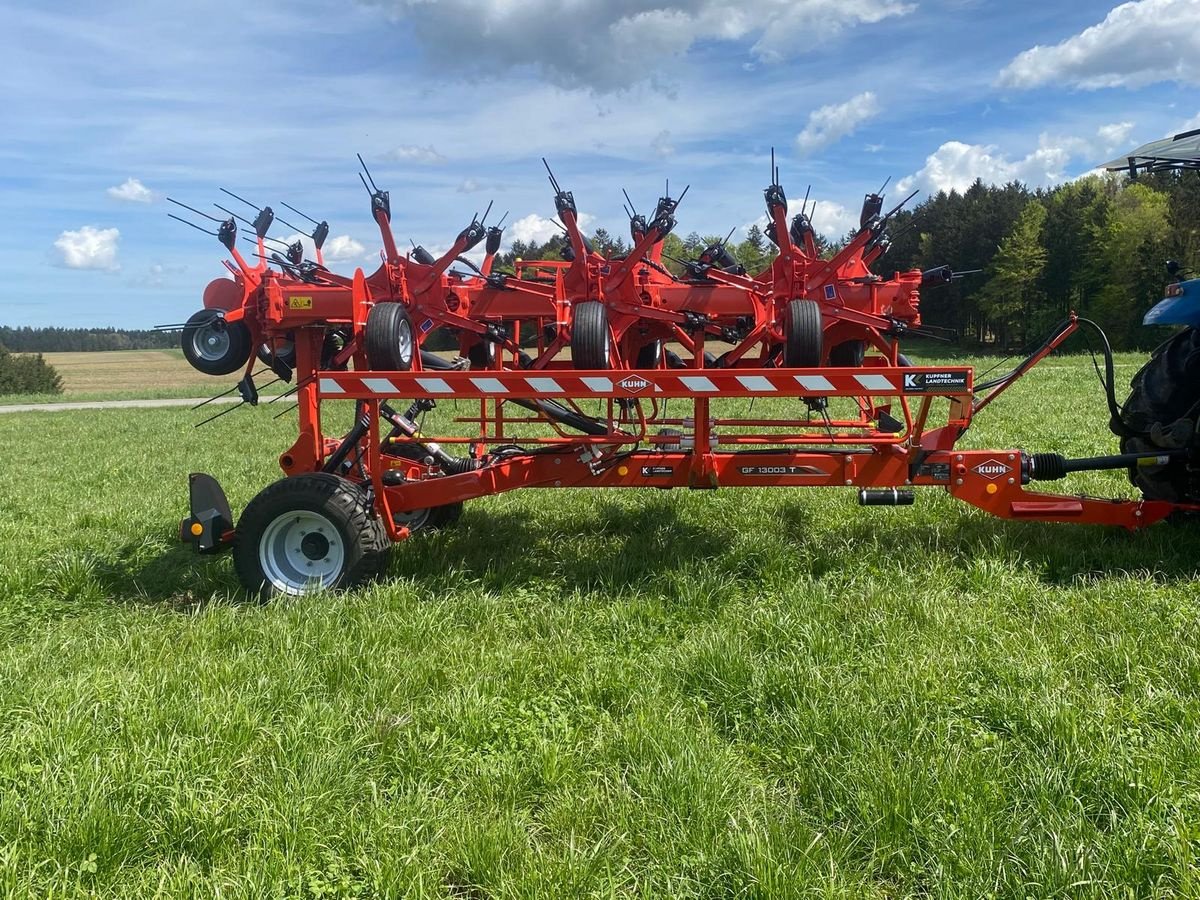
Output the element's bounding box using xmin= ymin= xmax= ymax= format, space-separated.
xmin=181 ymin=309 xmax=252 ymax=376
xmin=571 ymin=301 xmax=610 ymax=369
xmin=365 ymin=303 xmax=415 ymax=371
xmin=783 ymin=299 xmax=823 ymax=367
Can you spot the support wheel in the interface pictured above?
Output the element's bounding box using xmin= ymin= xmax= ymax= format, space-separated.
xmin=365 ymin=304 xmax=415 ymax=371
xmin=1115 ymin=327 xmax=1200 ymax=502
xmin=181 ymin=309 xmax=252 ymax=376
xmin=783 ymin=299 xmax=823 ymax=367
xmin=467 ymin=340 xmax=497 ymax=370
xmin=829 ymin=340 xmax=866 ymax=367
xmin=233 ymin=473 xmax=392 ymax=599
xmin=571 ymin=301 xmax=610 ymax=369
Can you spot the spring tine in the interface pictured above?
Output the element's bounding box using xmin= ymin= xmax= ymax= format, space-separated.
xmin=622 ymin=188 xmax=639 ymax=216
xmin=675 ymin=184 xmax=690 ymax=205
xmin=495 ymin=210 xmax=509 ymax=228
xmin=281 ymin=202 xmax=320 ymax=226
xmin=357 ymin=153 xmax=379 ymax=192
xmin=273 ymin=402 xmax=299 ymax=420
xmin=358 ymin=172 xmax=373 ymax=196
xmin=167 ymin=198 xmax=224 ymax=222
xmin=167 ymin=214 xmax=217 ymax=237
xmin=542 ymin=158 xmax=561 ymax=193
xmin=220 ymin=187 xmax=260 ymax=211
xmin=877 ymin=175 xmax=891 ymax=195
xmin=214 ymin=203 xmax=255 ymax=228
xmin=195 ymin=401 xmax=245 ymax=428
xmin=479 ymin=199 xmax=494 ymax=225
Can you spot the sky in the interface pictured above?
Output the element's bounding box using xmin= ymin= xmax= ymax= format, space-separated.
xmin=1 ymin=0 xmax=1198 ymax=328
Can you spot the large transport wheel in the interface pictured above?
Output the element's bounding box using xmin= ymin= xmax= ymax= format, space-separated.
xmin=783 ymin=299 xmax=823 ymax=368
xmin=381 ymin=443 xmax=466 ymax=531
xmin=829 ymin=339 xmax=866 ymax=367
xmin=571 ymin=301 xmax=610 ymax=369
xmin=233 ymin=473 xmax=392 ymax=599
xmin=181 ymin=309 xmax=252 ymax=376
xmin=1115 ymin=327 xmax=1200 ymax=503
xmin=365 ymin=303 xmax=415 ymax=371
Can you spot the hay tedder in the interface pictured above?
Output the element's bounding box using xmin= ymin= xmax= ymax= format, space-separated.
xmin=168 ymin=144 xmax=1200 ymax=597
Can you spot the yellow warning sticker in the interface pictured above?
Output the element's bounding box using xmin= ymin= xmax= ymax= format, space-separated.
xmin=289 ymin=296 xmax=313 ymax=310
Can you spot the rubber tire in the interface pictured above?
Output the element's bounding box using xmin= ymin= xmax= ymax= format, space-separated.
xmin=380 ymin=443 xmax=466 ymax=531
xmin=636 ymin=341 xmax=663 ymax=369
xmin=365 ymin=304 xmax=415 ymax=371
xmin=829 ymin=340 xmax=866 ymax=367
xmin=1115 ymin=327 xmax=1200 ymax=502
xmin=571 ymin=301 xmax=610 ymax=369
xmin=256 ymin=335 xmax=296 ymax=368
xmin=181 ymin=309 xmax=252 ymax=376
xmin=783 ymin=299 xmax=823 ymax=368
xmin=897 ymin=353 xmax=914 ymax=367
xmin=233 ymin=473 xmax=392 ymax=600
xmin=467 ymin=341 xmax=497 ymax=370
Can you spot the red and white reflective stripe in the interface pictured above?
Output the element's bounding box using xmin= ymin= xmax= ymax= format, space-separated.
xmin=317 ymin=368 xmax=972 ymax=399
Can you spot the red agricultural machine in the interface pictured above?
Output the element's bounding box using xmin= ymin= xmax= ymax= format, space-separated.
xmin=169 ymin=145 xmax=1200 ymax=597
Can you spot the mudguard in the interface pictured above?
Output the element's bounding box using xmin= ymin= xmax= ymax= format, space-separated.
xmin=1144 ymin=279 xmax=1200 ymax=326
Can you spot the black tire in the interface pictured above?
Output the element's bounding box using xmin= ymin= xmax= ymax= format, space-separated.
xmin=233 ymin=473 xmax=392 ymax=599
xmin=181 ymin=309 xmax=252 ymax=376
xmin=571 ymin=301 xmax=610 ymax=369
xmin=897 ymin=353 xmax=914 ymax=367
xmin=256 ymin=335 xmax=297 ymax=370
xmin=467 ymin=340 xmax=497 ymax=370
xmin=635 ymin=341 xmax=663 ymax=369
xmin=365 ymin=304 xmax=415 ymax=371
xmin=1115 ymin=327 xmax=1200 ymax=502
xmin=380 ymin=443 xmax=466 ymax=532
xmin=783 ymin=299 xmax=823 ymax=367
xmin=829 ymin=340 xmax=866 ymax=367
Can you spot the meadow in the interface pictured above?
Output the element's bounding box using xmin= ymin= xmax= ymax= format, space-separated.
xmin=0 ymin=350 xmax=1198 ymax=897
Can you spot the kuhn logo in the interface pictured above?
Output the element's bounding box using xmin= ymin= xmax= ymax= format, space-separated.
xmin=973 ymin=459 xmax=1011 ymax=480
xmin=617 ymin=375 xmax=654 ymax=394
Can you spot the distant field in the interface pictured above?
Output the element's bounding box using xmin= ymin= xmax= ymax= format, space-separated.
xmin=0 ymin=350 xmax=282 ymax=405
xmin=0 ymin=352 xmax=1198 ymax=896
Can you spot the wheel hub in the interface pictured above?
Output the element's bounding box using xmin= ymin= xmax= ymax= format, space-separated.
xmin=259 ymin=510 xmax=344 ymax=595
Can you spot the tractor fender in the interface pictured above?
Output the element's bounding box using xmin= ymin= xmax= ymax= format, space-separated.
xmin=1144 ymin=279 xmax=1200 ymax=327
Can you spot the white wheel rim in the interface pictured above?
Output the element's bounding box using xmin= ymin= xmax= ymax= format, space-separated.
xmin=398 ymin=319 xmax=413 ymax=367
xmin=193 ymin=321 xmax=231 ymax=362
xmin=259 ymin=510 xmax=345 ymax=596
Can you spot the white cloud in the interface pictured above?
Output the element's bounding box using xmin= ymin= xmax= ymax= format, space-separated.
xmin=1097 ymin=121 xmax=1135 ymax=153
xmin=457 ymin=178 xmax=482 ymax=193
xmin=324 ymin=235 xmax=368 ymax=262
xmin=106 ymin=177 xmax=157 ymax=203
xmin=279 ymin=233 xmax=371 ymax=265
xmin=999 ymin=0 xmax=1200 ymax=90
xmin=808 ymin=201 xmax=857 ymax=240
xmin=364 ymin=0 xmax=914 ymax=90
xmin=508 ymin=212 xmax=594 ymax=247
xmin=54 ymin=226 xmax=120 ymax=271
xmin=896 ymin=121 xmax=1138 ymax=195
xmin=796 ymin=91 xmax=880 ymax=153
xmin=385 ymin=144 xmax=447 ymax=165
xmin=651 ymin=130 xmax=675 ymax=158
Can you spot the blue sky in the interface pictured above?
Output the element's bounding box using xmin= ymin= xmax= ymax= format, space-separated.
xmin=1 ymin=0 xmax=1197 ymax=328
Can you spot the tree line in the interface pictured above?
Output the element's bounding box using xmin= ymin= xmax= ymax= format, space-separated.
xmin=0 ymin=327 xmax=176 ymax=353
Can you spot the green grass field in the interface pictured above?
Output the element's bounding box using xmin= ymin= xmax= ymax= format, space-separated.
xmin=1 ymin=353 xmax=1198 ymax=897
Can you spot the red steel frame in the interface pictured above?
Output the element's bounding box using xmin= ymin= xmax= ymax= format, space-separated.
xmin=265 ymin=316 xmax=1197 ymax=540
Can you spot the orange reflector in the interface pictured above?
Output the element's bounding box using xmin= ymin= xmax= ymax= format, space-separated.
xmin=618 ymin=466 xmax=629 ymax=476
xmin=190 ymin=522 xmax=204 ymax=536
xmin=986 ymin=483 xmax=998 ymax=495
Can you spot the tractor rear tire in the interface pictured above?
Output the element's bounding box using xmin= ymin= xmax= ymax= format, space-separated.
xmin=182 ymin=309 xmax=252 ymax=376
xmin=365 ymin=304 xmax=415 ymax=371
xmin=1115 ymin=327 xmax=1200 ymax=503
xmin=572 ymin=301 xmax=610 ymax=369
xmin=829 ymin=339 xmax=866 ymax=367
xmin=783 ymin=299 xmax=823 ymax=368
xmin=233 ymin=473 xmax=392 ymax=599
